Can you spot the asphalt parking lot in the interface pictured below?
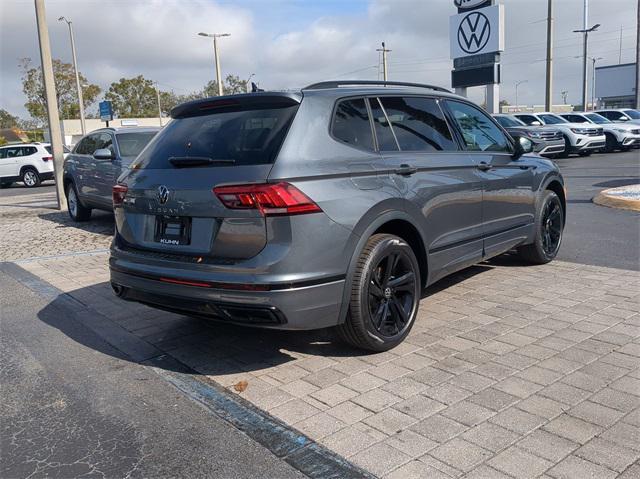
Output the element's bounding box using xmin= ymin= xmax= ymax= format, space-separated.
xmin=1 ymin=149 xmax=638 ymax=478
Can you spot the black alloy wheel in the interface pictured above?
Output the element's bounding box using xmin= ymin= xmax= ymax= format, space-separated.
xmin=368 ymin=251 xmax=417 ymax=338
xmin=540 ymin=197 xmax=563 ymax=257
xmin=336 ymin=233 xmax=421 ymax=352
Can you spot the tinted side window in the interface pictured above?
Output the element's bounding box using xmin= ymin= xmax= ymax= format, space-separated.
xmin=604 ymin=111 xmax=625 ymax=121
xmin=4 ymin=147 xmax=24 ymax=158
xmin=23 ymin=146 xmax=37 ymax=156
xmin=98 ymin=133 xmax=115 ymax=155
xmin=379 ymin=97 xmax=456 ymax=151
xmin=369 ymin=98 xmax=398 ymax=151
xmin=0 ymin=148 xmax=6 ymax=159
xmin=79 ymin=134 xmax=101 ymax=155
xmin=446 ymin=101 xmax=511 ymax=153
xmin=331 ymin=99 xmax=374 ymax=150
xmin=515 ymin=115 xmax=537 ymax=125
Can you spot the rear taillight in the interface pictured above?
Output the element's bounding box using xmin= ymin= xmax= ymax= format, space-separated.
xmin=42 ymin=156 xmax=52 ymax=161
xmin=213 ymin=182 xmax=322 ymax=216
xmin=112 ymin=184 xmax=128 ymax=207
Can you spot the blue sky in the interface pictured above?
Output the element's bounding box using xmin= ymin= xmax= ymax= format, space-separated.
xmin=0 ymin=0 xmax=637 ymax=120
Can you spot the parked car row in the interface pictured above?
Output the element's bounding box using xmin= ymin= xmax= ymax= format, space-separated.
xmin=493 ymin=108 xmax=640 ymax=158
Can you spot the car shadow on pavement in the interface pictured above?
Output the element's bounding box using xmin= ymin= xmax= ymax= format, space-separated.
xmin=38 ymin=210 xmax=115 ymax=236
xmin=35 ymin=261 xmax=508 ymax=380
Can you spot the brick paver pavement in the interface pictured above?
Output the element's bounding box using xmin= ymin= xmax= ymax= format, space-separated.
xmin=2 ymin=191 xmax=638 ymax=477
xmin=7 ymin=250 xmax=637 ymax=478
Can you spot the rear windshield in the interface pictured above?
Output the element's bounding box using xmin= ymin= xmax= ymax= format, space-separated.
xmin=134 ymin=106 xmax=298 ymax=169
xmin=116 ymin=132 xmax=157 ymax=157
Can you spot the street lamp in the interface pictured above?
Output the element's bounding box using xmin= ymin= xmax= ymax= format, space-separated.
xmin=573 ymin=22 xmax=601 ymax=110
xmin=515 ymin=80 xmax=528 ymax=111
xmin=58 ymin=16 xmax=85 ymax=135
xmin=198 ymin=32 xmax=230 ymax=96
xmin=591 ymin=56 xmax=604 ymax=110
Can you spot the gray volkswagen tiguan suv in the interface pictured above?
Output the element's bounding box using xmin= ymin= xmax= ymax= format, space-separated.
xmin=109 ymin=81 xmax=566 ymax=351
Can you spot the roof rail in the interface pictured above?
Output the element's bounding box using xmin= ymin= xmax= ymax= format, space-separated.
xmin=303 ymin=80 xmax=451 ymax=93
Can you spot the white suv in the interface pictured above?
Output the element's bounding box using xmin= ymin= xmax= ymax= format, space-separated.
xmin=595 ymin=108 xmax=640 ymax=125
xmin=0 ymin=143 xmax=67 ymax=188
xmin=514 ymin=112 xmax=606 ymax=157
xmin=559 ymin=112 xmax=640 ymax=152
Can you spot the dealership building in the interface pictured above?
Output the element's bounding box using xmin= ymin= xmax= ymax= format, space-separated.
xmin=595 ymin=63 xmax=638 ymax=109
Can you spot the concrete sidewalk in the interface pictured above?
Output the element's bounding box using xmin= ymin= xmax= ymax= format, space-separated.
xmin=5 ymin=247 xmax=638 ymax=478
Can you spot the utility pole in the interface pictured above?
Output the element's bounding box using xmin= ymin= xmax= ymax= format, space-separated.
xmin=636 ymin=0 xmax=640 ymax=108
xmin=376 ymin=42 xmax=391 ymax=81
xmin=58 ymin=16 xmax=85 ymax=135
xmin=545 ymin=0 xmax=554 ymax=111
xmin=591 ymin=57 xmax=603 ymax=110
xmin=573 ymin=0 xmax=600 ymax=111
xmin=155 ymin=82 xmax=162 ymax=126
xmin=35 ymin=0 xmax=66 ymax=210
xmin=198 ymin=32 xmax=230 ymax=96
xmin=515 ymin=80 xmax=528 ymax=111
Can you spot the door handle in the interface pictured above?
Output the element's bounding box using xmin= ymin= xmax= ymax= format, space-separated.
xmin=477 ymin=161 xmax=492 ymax=171
xmin=394 ymin=164 xmax=418 ymax=176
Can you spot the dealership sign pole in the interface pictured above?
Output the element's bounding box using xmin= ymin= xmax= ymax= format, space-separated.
xmin=450 ymin=0 xmax=504 ymax=113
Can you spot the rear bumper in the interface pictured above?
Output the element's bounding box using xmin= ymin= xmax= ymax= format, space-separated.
xmin=109 ymin=262 xmax=345 ymax=330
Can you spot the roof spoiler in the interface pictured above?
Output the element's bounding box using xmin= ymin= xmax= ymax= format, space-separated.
xmin=303 ymin=80 xmax=451 ymax=93
xmin=170 ymin=92 xmax=301 ymax=119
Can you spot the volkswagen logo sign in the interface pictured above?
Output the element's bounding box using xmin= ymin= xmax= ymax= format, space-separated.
xmin=457 ymin=11 xmax=491 ymax=54
xmin=157 ymin=185 xmax=170 ymax=205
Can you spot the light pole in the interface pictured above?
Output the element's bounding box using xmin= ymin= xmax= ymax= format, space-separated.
xmin=198 ymin=32 xmax=230 ymax=96
xmin=246 ymin=73 xmax=255 ymax=93
xmin=515 ymin=80 xmax=528 ymax=111
xmin=574 ymin=9 xmax=600 ymax=111
xmin=590 ymin=56 xmax=603 ymax=110
xmin=545 ymin=0 xmax=554 ymax=111
xmin=376 ymin=42 xmax=391 ymax=81
xmin=58 ymin=16 xmax=85 ymax=135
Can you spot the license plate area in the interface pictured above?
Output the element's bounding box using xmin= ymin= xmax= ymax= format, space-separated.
xmin=154 ymin=216 xmax=191 ymax=245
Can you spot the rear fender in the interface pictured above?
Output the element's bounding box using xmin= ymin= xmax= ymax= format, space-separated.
xmin=336 ymin=198 xmax=428 ymax=325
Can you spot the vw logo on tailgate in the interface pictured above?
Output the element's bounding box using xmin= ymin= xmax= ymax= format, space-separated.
xmin=457 ymin=11 xmax=491 ymax=54
xmin=157 ymin=185 xmax=170 ymax=205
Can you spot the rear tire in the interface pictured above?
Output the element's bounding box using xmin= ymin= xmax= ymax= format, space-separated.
xmin=336 ymin=234 xmax=420 ymax=352
xmin=21 ymin=168 xmax=40 ymax=187
xmin=578 ymin=151 xmax=592 ymax=157
xmin=517 ymin=190 xmax=564 ymax=265
xmin=66 ymin=182 xmax=92 ymax=221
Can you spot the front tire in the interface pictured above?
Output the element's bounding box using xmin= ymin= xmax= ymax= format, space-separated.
xmin=559 ymin=135 xmax=571 ymax=158
xmin=336 ymin=234 xmax=420 ymax=352
xmin=21 ymin=168 xmax=40 ymax=187
xmin=66 ymin=182 xmax=92 ymax=221
xmin=517 ymin=190 xmax=564 ymax=264
xmin=604 ymin=133 xmax=618 ymax=153
xmin=578 ymin=150 xmax=592 ymax=157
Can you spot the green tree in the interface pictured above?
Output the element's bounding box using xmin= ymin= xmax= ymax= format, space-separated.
xmin=0 ymin=109 xmax=20 ymax=129
xmin=202 ymin=74 xmax=248 ymax=97
xmin=20 ymin=58 xmax=101 ymax=124
xmin=105 ymin=75 xmax=158 ymax=117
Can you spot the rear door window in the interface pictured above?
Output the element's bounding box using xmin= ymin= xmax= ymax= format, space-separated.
xmin=368 ymin=98 xmax=399 ymax=151
xmin=331 ymin=98 xmax=374 ymax=151
xmin=378 ymin=97 xmax=456 ymax=151
xmin=4 ymin=147 xmax=24 ymax=158
xmin=135 ymin=106 xmax=298 ymax=169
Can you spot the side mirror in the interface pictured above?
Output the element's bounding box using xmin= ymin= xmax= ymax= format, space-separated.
xmin=530 ymin=121 xmax=542 ymax=126
xmin=512 ymin=135 xmax=534 ymax=159
xmin=93 ymin=148 xmax=114 ymax=160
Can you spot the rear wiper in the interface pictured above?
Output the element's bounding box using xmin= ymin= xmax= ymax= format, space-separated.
xmin=168 ymin=157 xmax=235 ymax=168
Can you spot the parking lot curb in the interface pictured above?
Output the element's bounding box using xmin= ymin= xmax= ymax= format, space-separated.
xmin=0 ymin=260 xmax=374 ymax=479
xmin=593 ymin=185 xmax=640 ymax=212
